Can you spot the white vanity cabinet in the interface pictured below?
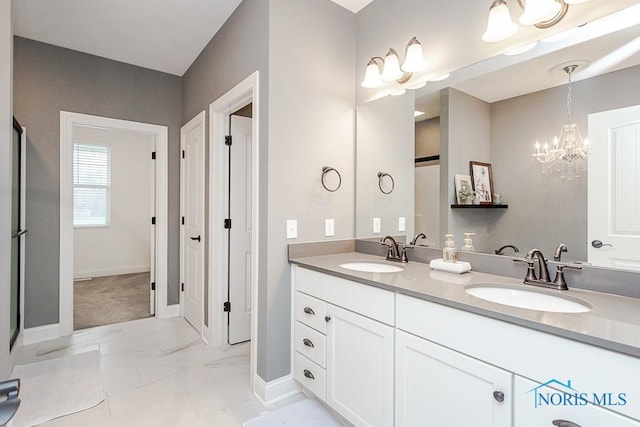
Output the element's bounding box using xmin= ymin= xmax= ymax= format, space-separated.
xmin=292 ymin=266 xmax=395 ymax=427
xmin=395 ymin=330 xmax=512 ymax=427
xmin=514 ymin=376 xmax=640 ymax=427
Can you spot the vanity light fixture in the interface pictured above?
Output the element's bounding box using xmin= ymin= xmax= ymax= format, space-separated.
xmin=532 ymin=64 xmax=589 ymax=179
xmin=483 ymin=0 xmax=587 ymax=43
xmin=361 ymin=36 xmax=427 ymax=88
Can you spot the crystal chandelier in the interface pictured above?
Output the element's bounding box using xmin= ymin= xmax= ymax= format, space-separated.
xmin=532 ymin=64 xmax=589 ymax=180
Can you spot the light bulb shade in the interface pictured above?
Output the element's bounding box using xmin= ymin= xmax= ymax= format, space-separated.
xmin=483 ymin=0 xmax=519 ymax=42
xmin=401 ymin=37 xmax=427 ymax=73
xmin=519 ymin=0 xmax=562 ymax=25
xmin=380 ymin=49 xmax=404 ymax=81
xmin=361 ymin=59 xmax=383 ymax=88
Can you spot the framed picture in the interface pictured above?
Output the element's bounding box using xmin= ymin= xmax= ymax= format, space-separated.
xmin=470 ymin=161 xmax=494 ymax=204
xmin=454 ymin=174 xmax=474 ymax=204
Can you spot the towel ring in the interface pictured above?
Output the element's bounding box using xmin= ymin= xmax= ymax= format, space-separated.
xmin=378 ymin=172 xmax=394 ymax=194
xmin=321 ymin=166 xmax=342 ymax=192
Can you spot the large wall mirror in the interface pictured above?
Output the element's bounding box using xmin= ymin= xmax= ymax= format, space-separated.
xmin=355 ymin=15 xmax=640 ymax=272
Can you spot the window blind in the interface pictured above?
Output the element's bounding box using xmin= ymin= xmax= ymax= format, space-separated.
xmin=73 ymin=143 xmax=111 ymax=226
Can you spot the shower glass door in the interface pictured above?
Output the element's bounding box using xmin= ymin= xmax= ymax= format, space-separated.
xmin=10 ymin=118 xmax=23 ymax=349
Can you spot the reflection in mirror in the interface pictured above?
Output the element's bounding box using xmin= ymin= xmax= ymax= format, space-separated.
xmin=356 ymin=17 xmax=640 ymax=272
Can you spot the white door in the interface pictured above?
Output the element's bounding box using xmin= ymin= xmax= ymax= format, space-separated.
xmin=395 ymin=329 xmax=512 ymax=427
xmin=227 ymin=115 xmax=253 ymax=344
xmin=181 ymin=112 xmax=206 ymax=333
xmin=326 ymin=304 xmax=394 ymax=427
xmin=588 ymin=105 xmax=640 ymax=271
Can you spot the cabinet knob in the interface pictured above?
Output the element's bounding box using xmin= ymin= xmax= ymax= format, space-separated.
xmin=303 ymin=307 xmax=315 ymax=315
xmin=325 ymin=316 xmax=331 ymax=322
xmin=303 ymin=369 xmax=315 ymax=380
xmin=552 ymin=421 xmax=581 ymax=427
xmin=493 ymin=391 xmax=505 ymax=402
xmin=303 ymin=338 xmax=315 ymax=348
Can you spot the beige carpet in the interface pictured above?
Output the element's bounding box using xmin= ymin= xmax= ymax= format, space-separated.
xmin=74 ymin=272 xmax=151 ymax=330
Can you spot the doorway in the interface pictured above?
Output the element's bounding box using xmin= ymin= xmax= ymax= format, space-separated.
xmin=208 ymin=71 xmax=260 ymax=392
xmin=59 ymin=112 xmax=169 ymax=337
xmin=71 ymin=125 xmax=155 ymax=330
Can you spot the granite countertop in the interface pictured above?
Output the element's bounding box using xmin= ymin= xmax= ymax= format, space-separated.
xmin=290 ymin=252 xmax=640 ymax=358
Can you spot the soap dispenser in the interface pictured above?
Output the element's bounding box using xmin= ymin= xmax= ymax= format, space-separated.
xmin=443 ymin=234 xmax=458 ymax=263
xmin=461 ymin=233 xmax=476 ymax=252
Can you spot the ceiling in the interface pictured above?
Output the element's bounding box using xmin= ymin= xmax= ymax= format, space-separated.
xmin=12 ymin=0 xmax=243 ymax=76
xmin=12 ymin=0 xmax=373 ymax=77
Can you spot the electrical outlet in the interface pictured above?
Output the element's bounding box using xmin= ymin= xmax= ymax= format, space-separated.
xmin=373 ymin=218 xmax=381 ymax=234
xmin=325 ymin=219 xmax=335 ymax=237
xmin=398 ymin=217 xmax=406 ymax=232
xmin=286 ymin=220 xmax=297 ymax=239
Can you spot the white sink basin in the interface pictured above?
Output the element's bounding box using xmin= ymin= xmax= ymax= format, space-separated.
xmin=339 ymin=262 xmax=404 ymax=273
xmin=465 ymin=285 xmax=591 ymax=313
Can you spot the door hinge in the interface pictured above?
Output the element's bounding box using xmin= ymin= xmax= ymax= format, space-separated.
xmin=223 ymin=301 xmax=231 ymax=312
xmin=181 ymin=283 xmax=184 ymax=292
xmin=182 ymin=150 xmax=185 ymax=159
xmin=152 ymin=151 xmax=156 ymax=160
xmin=225 ymin=135 xmax=232 ymax=146
xmin=224 ymin=218 xmax=232 ymax=229
xmin=181 ymin=216 xmax=185 ymax=225
xmin=151 ymin=282 xmax=156 ymax=291
xmin=152 ymin=216 xmax=156 ymax=225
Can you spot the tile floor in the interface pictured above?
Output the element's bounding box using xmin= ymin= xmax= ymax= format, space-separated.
xmin=12 ymin=317 xmax=305 ymax=426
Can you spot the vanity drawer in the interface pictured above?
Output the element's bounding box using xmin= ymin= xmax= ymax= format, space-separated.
xmin=295 ymin=291 xmax=327 ymax=334
xmin=294 ymin=351 xmax=326 ymax=401
xmin=294 ymin=321 xmax=326 ymax=368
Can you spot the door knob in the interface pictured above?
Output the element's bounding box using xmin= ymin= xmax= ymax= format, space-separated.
xmin=493 ymin=391 xmax=505 ymax=402
xmin=591 ymin=240 xmax=612 ymax=248
xmin=11 ymin=229 xmax=28 ymax=239
xmin=190 ymin=235 xmax=201 ymax=242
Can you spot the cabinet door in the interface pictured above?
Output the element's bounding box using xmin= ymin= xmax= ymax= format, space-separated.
xmin=326 ymin=304 xmax=394 ymax=427
xmin=514 ymin=376 xmax=640 ymax=427
xmin=395 ymin=330 xmax=512 ymax=427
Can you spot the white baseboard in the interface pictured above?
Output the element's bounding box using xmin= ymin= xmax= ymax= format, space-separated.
xmin=23 ymin=323 xmax=62 ymax=345
xmin=73 ymin=265 xmax=151 ymax=279
xmin=159 ymin=304 xmax=180 ymax=319
xmin=254 ymin=374 xmax=300 ymax=406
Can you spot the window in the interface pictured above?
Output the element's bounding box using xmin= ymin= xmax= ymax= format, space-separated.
xmin=73 ymin=143 xmax=111 ymax=226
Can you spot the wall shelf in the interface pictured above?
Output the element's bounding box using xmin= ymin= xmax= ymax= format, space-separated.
xmin=450 ymin=204 xmax=508 ymax=209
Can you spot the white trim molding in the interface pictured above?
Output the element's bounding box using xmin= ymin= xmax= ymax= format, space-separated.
xmin=23 ymin=323 xmax=61 ymax=345
xmin=59 ymin=112 xmax=169 ymax=337
xmin=208 ymin=71 xmax=260 ymax=393
xmin=253 ymin=374 xmax=301 ymax=406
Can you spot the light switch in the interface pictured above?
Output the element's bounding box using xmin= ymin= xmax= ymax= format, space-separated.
xmin=398 ymin=217 xmax=406 ymax=232
xmin=325 ymin=219 xmax=335 ymax=237
xmin=286 ymin=220 xmax=297 ymax=239
xmin=373 ymin=218 xmax=381 ymax=234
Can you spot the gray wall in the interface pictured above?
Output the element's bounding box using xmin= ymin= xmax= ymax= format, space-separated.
xmin=0 ymin=0 xmax=12 ymax=378
xmin=13 ymin=37 xmax=183 ymax=328
xmin=416 ymin=117 xmax=440 ymax=160
xmin=356 ymin=92 xmax=415 ymax=239
xmin=267 ymin=0 xmax=355 ymax=381
xmin=181 ymin=0 xmax=269 ymax=373
xmin=489 ymin=65 xmax=640 ymax=260
xmin=441 ymin=88 xmax=495 ymax=251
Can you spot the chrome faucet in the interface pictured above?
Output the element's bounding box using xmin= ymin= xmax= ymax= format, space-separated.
xmin=553 ymin=243 xmax=568 ymax=262
xmin=495 ymin=244 xmax=519 ymax=255
xmin=381 ymin=236 xmax=408 ymax=263
xmin=410 ymin=233 xmax=427 ymax=246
